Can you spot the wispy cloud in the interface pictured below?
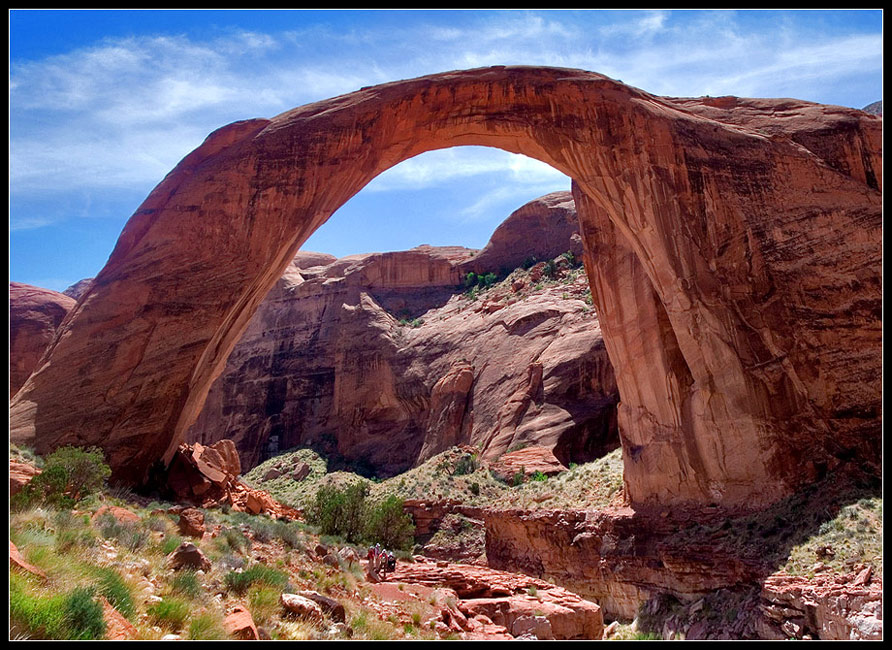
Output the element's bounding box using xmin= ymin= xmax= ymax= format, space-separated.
xmin=9 ymin=10 xmax=882 ymax=234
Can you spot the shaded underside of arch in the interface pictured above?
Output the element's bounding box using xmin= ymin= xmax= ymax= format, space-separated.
xmin=10 ymin=66 xmax=882 ymax=508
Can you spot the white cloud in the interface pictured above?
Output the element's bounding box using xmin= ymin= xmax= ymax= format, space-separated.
xmin=366 ymin=148 xmax=567 ymax=194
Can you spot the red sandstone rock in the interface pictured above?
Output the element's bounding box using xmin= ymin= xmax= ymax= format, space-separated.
xmin=10 ymin=540 xmax=46 ymax=579
xmin=489 ymin=446 xmax=568 ymax=483
xmin=297 ymin=590 xmax=346 ymax=623
xmin=388 ymin=560 xmax=603 ymax=640
xmin=167 ymin=541 xmax=211 ymax=572
xmin=188 ymin=235 xmax=616 ymax=475
xmin=92 ymin=505 xmax=141 ymax=526
xmin=9 ymin=459 xmax=41 ymax=497
xmin=280 ymin=593 xmax=324 ymax=624
xmin=99 ymin=595 xmax=138 ymax=640
xmin=10 ymin=67 xmax=880 ymax=511
xmin=223 ymin=605 xmax=260 ymax=640
xmin=9 ymin=282 xmax=76 ymax=398
xmin=177 ymin=508 xmax=206 ymax=538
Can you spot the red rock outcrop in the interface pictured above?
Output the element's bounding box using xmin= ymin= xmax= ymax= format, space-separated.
xmin=165 ymin=440 xmax=301 ymax=520
xmin=488 ymin=445 xmax=568 ymax=483
xmin=9 ymin=459 xmax=41 ymax=497
xmin=187 ymin=222 xmax=617 ymax=474
xmin=458 ymin=191 xmax=583 ymax=276
xmin=9 ymin=282 xmax=76 ymax=398
xmin=10 ymin=540 xmax=47 ymax=579
xmin=11 ymin=66 xmax=881 ymax=510
xmin=388 ymin=558 xmax=603 ymax=640
xmin=759 ymin=572 xmax=883 ymax=640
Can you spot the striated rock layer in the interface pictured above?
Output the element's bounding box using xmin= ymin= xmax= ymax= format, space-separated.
xmin=11 ymin=66 xmax=881 ymax=509
xmin=186 ymin=196 xmax=616 ymax=474
xmin=9 ymin=283 xmax=77 ymax=399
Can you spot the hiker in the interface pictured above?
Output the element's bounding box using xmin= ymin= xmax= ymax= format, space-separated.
xmin=365 ymin=545 xmax=381 ymax=582
xmin=386 ymin=550 xmax=396 ymax=574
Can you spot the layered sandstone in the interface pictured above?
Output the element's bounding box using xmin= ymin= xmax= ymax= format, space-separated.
xmin=187 ymin=200 xmax=617 ymax=474
xmin=11 ymin=66 xmax=881 ymax=510
xmin=9 ymin=282 xmax=76 ymax=398
xmin=388 ymin=558 xmax=603 ymax=640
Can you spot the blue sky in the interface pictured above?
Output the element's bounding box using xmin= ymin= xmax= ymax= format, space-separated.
xmin=9 ymin=9 xmax=883 ymax=292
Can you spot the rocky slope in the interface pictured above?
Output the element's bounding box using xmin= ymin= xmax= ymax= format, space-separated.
xmin=9 ymin=282 xmax=77 ymax=399
xmin=187 ymin=192 xmax=618 ymax=475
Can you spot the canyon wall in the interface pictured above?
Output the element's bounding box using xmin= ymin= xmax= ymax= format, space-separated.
xmin=9 ymin=283 xmax=76 ymax=399
xmin=11 ymin=66 xmax=881 ymax=509
xmin=186 ymin=193 xmax=617 ymax=474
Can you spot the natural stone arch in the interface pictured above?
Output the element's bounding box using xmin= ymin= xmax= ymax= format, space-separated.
xmin=10 ymin=66 xmax=881 ymax=508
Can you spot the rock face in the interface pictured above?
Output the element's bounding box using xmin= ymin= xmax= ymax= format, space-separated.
xmin=9 ymin=459 xmax=41 ymax=497
xmin=10 ymin=66 xmax=881 ymax=510
xmin=9 ymin=282 xmax=77 ymax=398
xmin=186 ymin=198 xmax=617 ymax=474
xmin=458 ymin=191 xmax=583 ymax=275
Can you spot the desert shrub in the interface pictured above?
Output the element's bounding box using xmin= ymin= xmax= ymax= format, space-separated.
xmin=481 ymin=272 xmax=498 ymax=287
xmin=160 ymin=533 xmax=184 ymax=555
xmin=96 ymin=513 xmax=149 ymax=551
xmin=217 ymin=526 xmax=249 ymax=553
xmin=147 ymin=596 xmax=191 ymax=631
xmin=188 ymin=612 xmax=227 ymax=640
xmin=308 ymin=483 xmax=415 ymax=549
xmin=530 ymin=470 xmax=548 ymax=482
xmin=249 ymin=584 xmax=282 ymax=625
xmin=170 ymin=570 xmax=203 ymax=600
xmin=543 ymin=259 xmax=558 ymax=279
xmin=521 ymin=256 xmax=538 ymax=270
xmin=12 ymin=446 xmax=110 ymax=511
xmin=469 ymin=482 xmax=481 ymax=496
xmin=246 ymin=516 xmax=277 ymax=543
xmin=92 ymin=566 xmax=136 ymax=619
xmin=225 ymin=564 xmax=290 ymax=595
xmin=512 ymin=469 xmax=526 ymax=487
xmin=63 ymin=586 xmax=107 ymax=640
xmin=364 ymin=495 xmax=415 ymax=550
xmin=454 ymin=453 xmax=478 ymax=476
xmin=307 ymin=482 xmax=369 ymax=544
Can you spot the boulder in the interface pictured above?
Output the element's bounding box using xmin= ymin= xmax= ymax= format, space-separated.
xmin=280 ymin=593 xmax=324 ymax=624
xmin=223 ymin=605 xmax=259 ymax=640
xmin=177 ymin=508 xmax=206 ymax=538
xmin=489 ymin=446 xmax=568 ymax=483
xmin=297 ymin=590 xmax=346 ymax=623
xmin=167 ymin=541 xmax=211 ymax=572
xmin=92 ymin=505 xmax=141 ymax=526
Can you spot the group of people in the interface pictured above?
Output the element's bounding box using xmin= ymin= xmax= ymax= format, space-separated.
xmin=366 ymin=543 xmax=396 ymax=582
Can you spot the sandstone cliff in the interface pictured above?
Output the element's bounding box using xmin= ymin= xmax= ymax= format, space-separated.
xmin=9 ymin=283 xmax=77 ymax=399
xmin=187 ymin=193 xmax=618 ymax=475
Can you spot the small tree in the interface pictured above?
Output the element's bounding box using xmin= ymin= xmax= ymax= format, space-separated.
xmin=12 ymin=446 xmax=111 ymax=510
xmin=364 ymin=495 xmax=415 ymax=550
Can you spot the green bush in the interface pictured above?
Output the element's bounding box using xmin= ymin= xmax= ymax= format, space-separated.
xmin=12 ymin=446 xmax=110 ymax=511
xmin=307 ymin=482 xmax=369 ymax=544
xmin=170 ymin=570 xmax=203 ymax=600
xmin=530 ymin=470 xmax=548 ymax=482
xmin=463 ymin=272 xmax=478 ymax=288
xmin=306 ymin=483 xmax=416 ymax=549
xmin=147 ymin=596 xmax=191 ymax=631
xmin=365 ymin=495 xmax=415 ymax=550
xmin=92 ymin=566 xmax=136 ymax=619
xmin=225 ymin=564 xmax=290 ymax=595
xmin=511 ymin=468 xmax=526 ymax=487
xmin=188 ymin=613 xmax=227 ymax=640
xmin=454 ymin=453 xmax=478 ymax=476
xmin=63 ymin=586 xmax=107 ymax=640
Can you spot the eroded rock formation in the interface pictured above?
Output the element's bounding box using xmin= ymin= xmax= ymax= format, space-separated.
xmin=186 ymin=195 xmax=616 ymax=474
xmin=11 ymin=66 xmax=881 ymax=509
xmin=9 ymin=282 xmax=76 ymax=398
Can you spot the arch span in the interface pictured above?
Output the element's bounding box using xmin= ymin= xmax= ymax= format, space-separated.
xmin=10 ymin=66 xmax=882 ymax=508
